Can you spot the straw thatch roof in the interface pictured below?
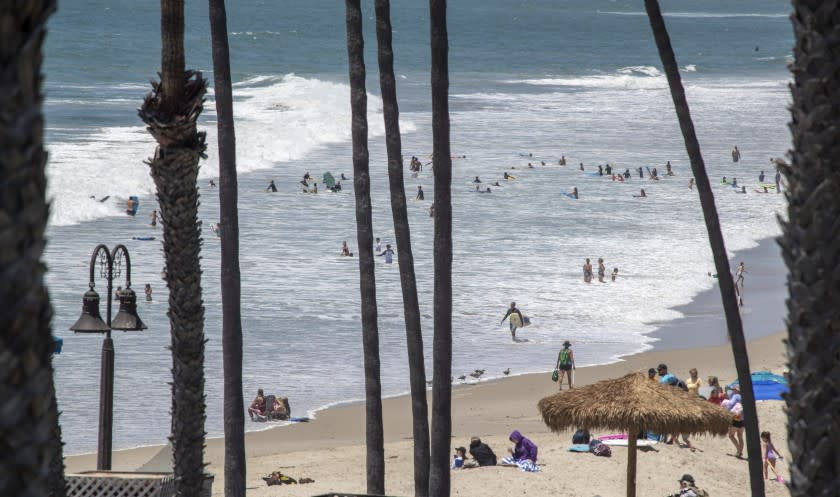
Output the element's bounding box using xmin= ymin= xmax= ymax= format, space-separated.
xmin=538 ymin=372 xmax=731 ymax=436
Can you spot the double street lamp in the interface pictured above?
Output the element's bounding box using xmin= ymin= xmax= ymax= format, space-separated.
xmin=70 ymin=244 xmax=146 ymax=471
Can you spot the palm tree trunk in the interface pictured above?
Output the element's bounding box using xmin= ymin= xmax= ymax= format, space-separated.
xmin=208 ymin=1 xmax=245 ymax=496
xmin=0 ymin=2 xmax=65 ymax=497
xmin=138 ymin=2 xmax=208 ymax=496
xmin=428 ymin=0 xmax=454 ymax=496
xmin=345 ymin=1 xmax=385 ymax=493
xmin=643 ymin=2 xmax=764 ymax=496
xmin=784 ymin=2 xmax=840 ymax=496
xmin=373 ymin=1 xmax=430 ymax=495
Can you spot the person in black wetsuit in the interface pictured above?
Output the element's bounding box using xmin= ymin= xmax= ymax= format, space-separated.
xmin=416 ymin=185 xmax=425 ymax=200
xmin=598 ymin=165 xmax=603 ymax=176
xmin=638 ymin=166 xmax=644 ymax=178
xmin=266 ymin=180 xmax=277 ymax=192
xmin=473 ymin=176 xmax=481 ymax=183
xmin=500 ymin=301 xmax=524 ymax=341
xmin=469 ymin=437 xmax=498 ymax=466
xmin=624 ymin=168 xmax=631 ymax=179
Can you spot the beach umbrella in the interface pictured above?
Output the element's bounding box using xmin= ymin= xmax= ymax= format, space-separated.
xmin=538 ymin=372 xmax=731 ymax=497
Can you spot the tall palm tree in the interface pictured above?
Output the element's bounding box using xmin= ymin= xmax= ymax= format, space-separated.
xmin=643 ymin=2 xmax=764 ymax=496
xmin=0 ymin=2 xmax=65 ymax=497
xmin=345 ymin=1 xmax=385 ymax=493
xmin=427 ymin=0 xmax=454 ymax=496
xmin=784 ymin=2 xmax=840 ymax=496
xmin=208 ymin=1 xmax=245 ymax=496
xmin=373 ymin=1 xmax=430 ymax=495
xmin=138 ymin=1 xmax=208 ymax=495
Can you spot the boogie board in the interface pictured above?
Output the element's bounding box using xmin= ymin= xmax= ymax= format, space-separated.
xmin=584 ymin=172 xmax=601 ymax=177
xmin=562 ymin=192 xmax=578 ymax=199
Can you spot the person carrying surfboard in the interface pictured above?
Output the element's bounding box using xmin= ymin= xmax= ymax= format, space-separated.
xmin=555 ymin=341 xmax=575 ymax=390
xmin=500 ymin=302 xmax=524 ymax=341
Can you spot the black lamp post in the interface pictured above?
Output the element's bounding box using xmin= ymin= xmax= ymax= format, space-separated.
xmin=70 ymin=244 xmax=146 ymax=471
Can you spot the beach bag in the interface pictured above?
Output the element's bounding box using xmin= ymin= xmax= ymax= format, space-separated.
xmin=590 ymin=441 xmax=612 ymax=457
xmin=676 ymin=379 xmax=689 ymax=392
xmin=551 ymin=369 xmax=559 ymax=382
xmin=572 ymin=429 xmax=591 ymax=444
xmin=558 ymin=348 xmax=572 ymax=366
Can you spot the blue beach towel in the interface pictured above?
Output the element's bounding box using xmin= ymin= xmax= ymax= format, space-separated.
xmin=568 ymin=444 xmax=591 ymax=452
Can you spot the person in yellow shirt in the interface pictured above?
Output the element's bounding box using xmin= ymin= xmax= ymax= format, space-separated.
xmin=686 ymin=368 xmax=702 ymax=396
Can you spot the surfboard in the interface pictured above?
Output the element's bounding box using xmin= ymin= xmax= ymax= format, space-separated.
xmin=504 ymin=175 xmax=517 ymax=180
xmin=509 ymin=313 xmax=523 ymax=328
xmin=758 ymin=183 xmax=777 ymax=189
xmin=132 ymin=236 xmax=156 ymax=241
xmin=601 ymin=439 xmax=658 ymax=447
xmin=584 ymin=172 xmax=600 ymax=177
xmin=754 ymin=189 xmax=771 ymax=194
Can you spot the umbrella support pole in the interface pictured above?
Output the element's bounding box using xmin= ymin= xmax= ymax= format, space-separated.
xmin=626 ymin=426 xmax=637 ymax=497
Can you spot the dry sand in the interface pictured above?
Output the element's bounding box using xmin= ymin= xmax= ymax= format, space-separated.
xmin=66 ymin=331 xmax=790 ymax=497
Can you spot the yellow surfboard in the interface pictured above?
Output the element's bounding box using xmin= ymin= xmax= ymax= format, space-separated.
xmin=509 ymin=313 xmax=523 ymax=328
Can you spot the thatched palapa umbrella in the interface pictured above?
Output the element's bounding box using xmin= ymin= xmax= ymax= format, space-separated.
xmin=538 ymin=372 xmax=731 ymax=497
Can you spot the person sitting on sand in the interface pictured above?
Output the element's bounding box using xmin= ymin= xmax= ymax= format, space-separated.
xmin=469 ymin=436 xmax=498 ymax=466
xmin=669 ymin=474 xmax=703 ymax=497
xmin=248 ymin=389 xmax=266 ymax=420
xmin=451 ymin=447 xmax=467 ymax=469
xmin=501 ymin=430 xmax=539 ymax=472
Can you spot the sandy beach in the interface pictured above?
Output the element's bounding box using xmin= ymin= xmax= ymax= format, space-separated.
xmin=66 ymin=330 xmax=790 ymax=497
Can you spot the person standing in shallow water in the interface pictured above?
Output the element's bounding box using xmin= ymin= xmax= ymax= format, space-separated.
xmin=597 ymin=258 xmax=606 ymax=283
xmin=500 ymin=301 xmax=524 ymax=341
xmin=582 ymin=258 xmax=593 ymax=283
xmin=416 ymin=185 xmax=424 ymax=200
xmin=732 ymin=146 xmax=741 ymax=162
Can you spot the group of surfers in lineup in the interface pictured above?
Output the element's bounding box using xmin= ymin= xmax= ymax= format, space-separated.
xmin=582 ymin=257 xmax=618 ymax=284
xmin=263 ymin=171 xmax=349 ymax=195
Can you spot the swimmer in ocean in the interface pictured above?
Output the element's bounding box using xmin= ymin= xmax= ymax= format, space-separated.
xmin=572 ymin=187 xmax=579 ymax=199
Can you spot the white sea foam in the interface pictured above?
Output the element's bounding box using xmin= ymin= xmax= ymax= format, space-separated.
xmin=45 ymin=74 xmax=415 ymax=226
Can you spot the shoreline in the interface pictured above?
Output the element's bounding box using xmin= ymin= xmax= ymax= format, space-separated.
xmin=65 ymin=331 xmax=790 ymax=497
xmin=65 ymin=236 xmax=788 ymax=467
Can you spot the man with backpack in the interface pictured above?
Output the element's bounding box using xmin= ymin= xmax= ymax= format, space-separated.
xmin=555 ymin=341 xmax=576 ymax=390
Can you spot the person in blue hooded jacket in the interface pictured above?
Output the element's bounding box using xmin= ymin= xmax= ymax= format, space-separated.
xmin=501 ymin=430 xmax=540 ymax=472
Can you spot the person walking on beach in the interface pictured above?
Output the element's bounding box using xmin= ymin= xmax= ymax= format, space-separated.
xmin=597 ymin=258 xmax=606 ymax=282
xmin=582 ymin=258 xmax=593 ymax=283
xmin=416 ymin=185 xmax=425 ymax=200
xmin=735 ymin=261 xmax=746 ymax=288
xmin=501 ymin=301 xmax=524 ymax=341
xmin=732 ymin=146 xmax=741 ymax=162
xmin=554 ymin=341 xmax=575 ymax=390
xmin=724 ymin=386 xmax=745 ymax=458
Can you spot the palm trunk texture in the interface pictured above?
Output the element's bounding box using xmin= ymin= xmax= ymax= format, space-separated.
xmin=0 ymin=3 xmax=66 ymax=497
xmin=345 ymin=1 xmax=386 ymax=493
xmin=428 ymin=1 xmax=454 ymax=496
xmin=785 ymin=2 xmax=840 ymax=496
xmin=374 ymin=1 xmax=431 ymax=495
xmin=643 ymin=2 xmax=764 ymax=496
xmin=138 ymin=2 xmax=208 ymax=495
xmin=208 ymin=0 xmax=246 ymax=496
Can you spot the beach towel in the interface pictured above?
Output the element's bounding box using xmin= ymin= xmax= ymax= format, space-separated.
xmin=568 ymin=444 xmax=591 ymax=452
xmin=501 ymin=456 xmax=540 ymax=472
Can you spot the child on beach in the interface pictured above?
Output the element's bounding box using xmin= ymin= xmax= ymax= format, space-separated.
xmin=611 ymin=267 xmax=619 ymax=281
xmin=451 ymin=447 xmax=466 ymax=469
xmin=761 ymin=431 xmax=784 ymax=481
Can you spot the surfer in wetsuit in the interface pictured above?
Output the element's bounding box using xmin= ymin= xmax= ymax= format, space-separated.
xmin=666 ymin=161 xmax=674 ymax=176
xmin=571 ymin=187 xmax=579 ymax=199
xmin=638 ymin=166 xmax=644 ymax=178
xmin=416 ymin=185 xmax=425 ymax=201
xmin=474 ymin=176 xmax=481 ymax=183
xmin=503 ymin=172 xmax=510 ymax=180
xmin=759 ymin=171 xmax=765 ymax=182
xmin=379 ymin=244 xmax=395 ymax=264
xmin=500 ymin=302 xmax=524 ymax=341
xmin=266 ymin=180 xmax=278 ymax=192
xmin=624 ymin=168 xmax=631 ymax=179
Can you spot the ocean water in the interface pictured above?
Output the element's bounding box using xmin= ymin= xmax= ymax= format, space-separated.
xmin=43 ymin=0 xmax=792 ymax=455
